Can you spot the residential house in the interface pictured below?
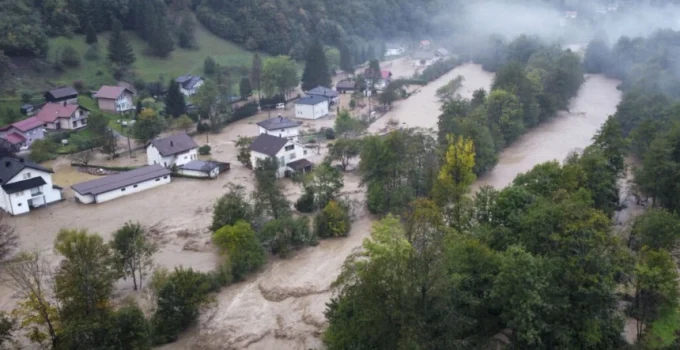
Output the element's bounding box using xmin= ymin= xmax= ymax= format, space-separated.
xmin=117 ymin=81 xmax=138 ymax=95
xmin=365 ymin=70 xmax=393 ymax=90
xmin=385 ymin=45 xmax=405 ymax=57
xmin=0 ymin=155 xmax=63 ymax=215
xmin=71 ymin=165 xmax=171 ymax=204
xmin=412 ymin=51 xmax=437 ymax=67
xmin=305 ymin=86 xmax=339 ymax=104
xmin=419 ymin=40 xmax=431 ymax=50
xmin=146 ymin=132 xmax=199 ymax=168
xmin=44 ymin=87 xmax=78 ymax=104
xmin=94 ymin=85 xmax=135 ymax=113
xmin=0 ymin=117 xmax=46 ymax=150
xmin=294 ymin=95 xmax=329 ymax=120
xmin=257 ymin=116 xmax=302 ymax=141
xmin=35 ymin=102 xmax=89 ymax=130
xmin=177 ymin=160 xmax=230 ymax=178
xmin=249 ymin=134 xmax=312 ymax=178
xmin=175 ymin=75 xmax=204 ymax=97
xmin=336 ymin=80 xmax=357 ymax=93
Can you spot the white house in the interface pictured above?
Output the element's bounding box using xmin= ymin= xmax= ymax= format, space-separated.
xmin=71 ymin=165 xmax=171 ymax=204
xmin=257 ymin=116 xmax=302 ymax=141
xmin=385 ymin=46 xmax=405 ymax=57
xmin=294 ymin=95 xmax=329 ymax=120
xmin=146 ymin=133 xmax=199 ymax=168
xmin=249 ymin=134 xmax=313 ymax=178
xmin=0 ymin=155 xmax=63 ymax=215
xmin=305 ymin=86 xmax=340 ymax=105
xmin=177 ymin=160 xmax=229 ymax=178
xmin=175 ymin=75 xmax=204 ymax=97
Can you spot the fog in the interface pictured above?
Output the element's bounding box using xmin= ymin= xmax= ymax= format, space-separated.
xmin=443 ymin=1 xmax=680 ymax=45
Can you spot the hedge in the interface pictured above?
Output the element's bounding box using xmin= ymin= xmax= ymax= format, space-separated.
xmin=232 ymin=102 xmax=259 ymax=121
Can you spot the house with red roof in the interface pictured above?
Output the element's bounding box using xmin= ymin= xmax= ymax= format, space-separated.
xmin=0 ymin=116 xmax=46 ymax=150
xmin=94 ymin=85 xmax=135 ymax=113
xmin=35 ymin=102 xmax=89 ymax=130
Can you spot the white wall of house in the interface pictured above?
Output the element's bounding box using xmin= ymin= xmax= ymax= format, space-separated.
xmin=76 ymin=175 xmax=171 ymax=204
xmin=146 ymin=145 xmax=198 ymax=168
xmin=250 ymin=140 xmax=308 ymax=178
xmin=180 ymin=80 xmax=204 ymax=97
xmin=295 ymin=101 xmax=329 ymax=120
xmin=258 ymin=125 xmax=300 ymax=141
xmin=0 ymin=168 xmax=62 ymax=215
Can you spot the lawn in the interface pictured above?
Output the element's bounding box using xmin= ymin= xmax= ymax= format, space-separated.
xmin=42 ymin=23 xmax=260 ymax=92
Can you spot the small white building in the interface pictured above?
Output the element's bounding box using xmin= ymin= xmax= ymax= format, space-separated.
xmin=177 ymin=160 xmax=229 ymax=178
xmin=71 ymin=165 xmax=171 ymax=204
xmin=0 ymin=156 xmax=63 ymax=215
xmin=175 ymin=75 xmax=204 ymax=97
xmin=294 ymin=95 xmax=329 ymax=120
xmin=146 ymin=133 xmax=199 ymax=168
xmin=256 ymin=116 xmax=302 ymax=141
xmin=305 ymin=86 xmax=340 ymax=105
xmin=385 ymin=46 xmax=405 ymax=57
xmin=249 ymin=134 xmax=313 ymax=178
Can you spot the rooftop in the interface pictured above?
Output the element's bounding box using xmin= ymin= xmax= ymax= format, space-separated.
xmin=295 ymin=95 xmax=328 ymax=106
xmin=175 ymin=75 xmax=203 ymax=90
xmin=95 ymin=85 xmax=132 ymax=100
xmin=0 ymin=155 xmax=52 ymax=185
xmin=2 ymin=133 xmax=25 ymax=145
xmin=249 ymin=134 xmax=289 ymax=157
xmin=35 ymin=103 xmax=84 ymax=123
xmin=180 ymin=160 xmax=221 ymax=172
xmin=149 ymin=133 xmax=198 ymax=157
xmin=2 ymin=177 xmax=46 ymax=194
xmin=336 ymin=80 xmax=357 ymax=89
xmin=71 ymin=165 xmax=171 ymax=196
xmin=306 ymin=86 xmax=339 ymax=98
xmin=10 ymin=117 xmax=44 ymax=132
xmin=45 ymin=86 xmax=78 ymax=99
xmin=256 ymin=116 xmax=302 ymax=131
xmin=287 ymin=158 xmax=313 ymax=170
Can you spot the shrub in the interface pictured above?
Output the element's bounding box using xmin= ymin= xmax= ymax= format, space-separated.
xmin=196 ymin=122 xmax=210 ymax=133
xmin=19 ymin=91 xmax=32 ymax=104
xmin=73 ymin=80 xmax=84 ymax=92
xmin=204 ymin=56 xmax=217 ymax=75
xmin=211 ymin=184 xmax=253 ymax=231
xmin=198 ymin=145 xmax=211 ymax=155
xmin=231 ymin=102 xmax=259 ymax=121
xmin=315 ymin=200 xmax=351 ymax=238
xmin=349 ymin=98 xmax=357 ymax=109
xmin=61 ymin=45 xmax=81 ymax=67
xmin=295 ymin=189 xmax=315 ymax=213
xmin=258 ymin=217 xmax=316 ymax=257
xmin=325 ymin=127 xmax=336 ymax=140
xmin=212 ymin=221 xmax=265 ymax=280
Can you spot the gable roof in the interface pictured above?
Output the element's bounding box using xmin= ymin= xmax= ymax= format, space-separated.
xmin=306 ymin=86 xmax=339 ymax=98
xmin=295 ymin=95 xmax=328 ymax=106
xmin=336 ymin=80 xmax=357 ymax=89
xmin=0 ymin=156 xmax=52 ymax=185
xmin=35 ymin=103 xmax=86 ymax=123
xmin=256 ymin=116 xmax=302 ymax=131
xmin=117 ymin=81 xmax=137 ymax=95
xmin=2 ymin=133 xmax=25 ymax=145
xmin=249 ymin=134 xmax=289 ymax=157
xmin=2 ymin=176 xmax=46 ymax=194
xmin=175 ymin=75 xmax=203 ymax=90
xmin=149 ymin=133 xmax=198 ymax=156
xmin=10 ymin=117 xmax=44 ymax=132
xmin=180 ymin=160 xmax=220 ymax=173
xmin=71 ymin=165 xmax=170 ymax=196
xmin=45 ymin=87 xmax=78 ymax=100
xmin=95 ymin=85 xmax=132 ymax=100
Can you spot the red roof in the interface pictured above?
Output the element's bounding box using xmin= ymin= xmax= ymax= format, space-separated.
xmin=35 ymin=103 xmax=80 ymax=123
xmin=3 ymin=133 xmax=25 ymax=145
xmin=95 ymin=85 xmax=131 ymax=100
xmin=11 ymin=117 xmax=44 ymax=132
xmin=381 ymin=70 xmax=392 ymax=79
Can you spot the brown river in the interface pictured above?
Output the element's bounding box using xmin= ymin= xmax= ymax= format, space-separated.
xmin=160 ymin=64 xmax=624 ymax=349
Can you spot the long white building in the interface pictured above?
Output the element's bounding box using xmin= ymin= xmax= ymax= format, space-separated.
xmin=71 ymin=165 xmax=171 ymax=204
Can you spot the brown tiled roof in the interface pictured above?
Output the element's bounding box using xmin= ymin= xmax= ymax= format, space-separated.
xmin=95 ymin=85 xmax=132 ymax=100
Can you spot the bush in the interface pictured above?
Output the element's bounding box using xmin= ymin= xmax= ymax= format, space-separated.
xmin=204 ymin=56 xmax=217 ymax=75
xmin=325 ymin=128 xmax=336 ymax=140
xmin=196 ymin=122 xmax=210 ymax=133
xmin=258 ymin=217 xmax=315 ymax=257
xmin=211 ymin=184 xmax=253 ymax=231
xmin=295 ymin=189 xmax=316 ymax=213
xmin=315 ymin=200 xmax=351 ymax=238
xmin=198 ymin=145 xmax=211 ymax=155
xmin=259 ymin=94 xmax=285 ymax=109
xmin=232 ymin=101 xmax=259 ymax=121
xmin=212 ymin=221 xmax=265 ymax=280
xmin=73 ymin=80 xmax=84 ymax=92
xmin=20 ymin=91 xmax=32 ymax=104
xmin=61 ymin=45 xmax=81 ymax=67
xmin=29 ymin=139 xmax=57 ymax=163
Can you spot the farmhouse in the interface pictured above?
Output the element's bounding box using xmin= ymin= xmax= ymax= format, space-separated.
xmin=0 ymin=155 xmax=63 ymax=215
xmin=175 ymin=75 xmax=204 ymax=97
xmin=146 ymin=132 xmax=199 ymax=168
xmin=249 ymin=134 xmax=312 ymax=178
xmin=71 ymin=165 xmax=171 ymax=204
xmin=257 ymin=116 xmax=302 ymax=141
xmin=0 ymin=116 xmax=46 ymax=150
xmin=294 ymin=95 xmax=329 ymax=120
xmin=305 ymin=86 xmax=339 ymax=104
xmin=336 ymin=80 xmax=357 ymax=93
xmin=35 ymin=102 xmax=89 ymax=130
xmin=177 ymin=160 xmax=229 ymax=178
xmin=94 ymin=85 xmax=135 ymax=113
xmin=44 ymin=87 xmax=78 ymax=104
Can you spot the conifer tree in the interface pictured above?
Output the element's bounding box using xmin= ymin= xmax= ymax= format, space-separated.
xmin=107 ymin=19 xmax=135 ymax=66
xmin=301 ymin=38 xmax=331 ymax=91
xmin=250 ymin=53 xmax=263 ymax=98
xmin=339 ymin=43 xmax=354 ymax=75
xmin=149 ymin=17 xmax=175 ymax=57
xmin=165 ymin=81 xmax=186 ymax=118
xmin=85 ymin=21 xmax=97 ymax=44
xmin=177 ymin=13 xmax=197 ymax=49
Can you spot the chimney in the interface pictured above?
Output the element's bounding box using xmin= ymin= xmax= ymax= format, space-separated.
xmin=63 ymin=101 xmax=67 ymax=107
xmin=170 ymin=141 xmax=174 ymax=147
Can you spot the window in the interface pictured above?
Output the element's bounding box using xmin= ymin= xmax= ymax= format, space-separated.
xmin=133 ymin=185 xmax=138 ymax=188
xmin=304 ymin=150 xmax=308 ymax=155
xmin=285 ymin=145 xmax=294 ymax=151
xmin=23 ymin=173 xmax=31 ymax=179
xmin=30 ymin=187 xmax=40 ymax=196
xmin=121 ymin=188 xmax=126 ymax=192
xmin=163 ymin=176 xmax=168 ymax=179
xmin=17 ymin=203 xmax=21 ymax=207
xmin=15 ymin=191 xmax=23 ymax=197
xmin=156 ymin=178 xmax=160 ymax=182
xmin=279 ymin=156 xmax=285 ymax=165
xmin=289 ymin=153 xmax=296 ymax=160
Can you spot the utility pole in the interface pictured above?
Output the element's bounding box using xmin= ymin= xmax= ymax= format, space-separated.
xmin=126 ymin=111 xmax=132 ymax=158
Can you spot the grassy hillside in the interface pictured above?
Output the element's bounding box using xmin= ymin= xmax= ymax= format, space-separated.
xmin=8 ymin=23 xmax=259 ymax=95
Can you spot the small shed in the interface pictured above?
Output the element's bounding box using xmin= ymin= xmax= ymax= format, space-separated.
xmin=336 ymin=80 xmax=357 ymax=93
xmin=44 ymin=87 xmax=78 ymax=104
xmin=178 ymin=160 xmax=229 ymax=178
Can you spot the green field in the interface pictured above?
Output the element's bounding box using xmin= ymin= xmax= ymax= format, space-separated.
xmin=32 ymin=23 xmax=259 ymax=93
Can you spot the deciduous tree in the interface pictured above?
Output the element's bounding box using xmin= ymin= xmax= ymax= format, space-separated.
xmin=261 ymin=55 xmax=298 ymax=98
xmin=253 ymin=157 xmax=291 ymax=220
xmin=212 ymin=220 xmax=265 ymax=280
xmin=326 ymin=138 xmax=361 ymax=171
xmin=111 ymin=222 xmax=157 ymax=291
xmin=211 ymin=184 xmax=254 ymax=231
